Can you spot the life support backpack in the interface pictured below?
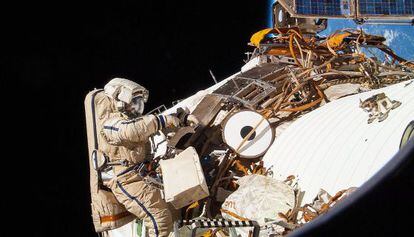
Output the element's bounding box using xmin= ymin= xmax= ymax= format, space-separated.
xmin=84 ymin=89 xmax=136 ymax=232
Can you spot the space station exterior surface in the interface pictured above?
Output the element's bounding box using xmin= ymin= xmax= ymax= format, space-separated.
xmin=159 ymin=76 xmax=414 ymax=204
xmin=263 ymin=80 xmax=414 ymax=204
xmin=106 ymin=72 xmax=413 ymax=237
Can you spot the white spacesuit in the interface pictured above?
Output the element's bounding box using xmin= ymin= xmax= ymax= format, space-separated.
xmin=96 ymin=78 xmax=181 ymax=237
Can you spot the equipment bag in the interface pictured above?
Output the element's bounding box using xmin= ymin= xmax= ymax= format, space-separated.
xmin=84 ymin=89 xmax=136 ymax=232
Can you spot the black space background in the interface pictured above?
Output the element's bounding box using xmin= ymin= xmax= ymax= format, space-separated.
xmin=3 ymin=1 xmax=414 ymax=237
xmin=3 ymin=1 xmax=268 ymax=236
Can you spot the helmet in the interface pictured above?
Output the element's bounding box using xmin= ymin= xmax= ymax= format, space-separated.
xmin=104 ymin=78 xmax=149 ymax=116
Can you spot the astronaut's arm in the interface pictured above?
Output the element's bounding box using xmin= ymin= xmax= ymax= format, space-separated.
xmin=102 ymin=114 xmax=179 ymax=144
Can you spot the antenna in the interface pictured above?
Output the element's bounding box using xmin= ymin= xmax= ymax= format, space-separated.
xmin=209 ymin=69 xmax=218 ymax=84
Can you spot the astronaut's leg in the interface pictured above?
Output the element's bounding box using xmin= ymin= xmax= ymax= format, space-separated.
xmin=113 ymin=179 xmax=172 ymax=237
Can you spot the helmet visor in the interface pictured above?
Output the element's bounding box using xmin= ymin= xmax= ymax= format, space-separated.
xmin=128 ymin=96 xmax=145 ymax=116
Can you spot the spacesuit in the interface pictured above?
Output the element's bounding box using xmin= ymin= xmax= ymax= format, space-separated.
xmin=97 ymin=78 xmax=181 ymax=237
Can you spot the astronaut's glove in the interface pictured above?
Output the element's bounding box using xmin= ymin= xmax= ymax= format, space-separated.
xmin=184 ymin=114 xmax=199 ymax=127
xmin=175 ymin=107 xmax=199 ymax=127
xmin=164 ymin=114 xmax=181 ymax=128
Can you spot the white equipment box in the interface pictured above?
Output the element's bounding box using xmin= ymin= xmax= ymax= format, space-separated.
xmin=160 ymin=146 xmax=209 ymax=209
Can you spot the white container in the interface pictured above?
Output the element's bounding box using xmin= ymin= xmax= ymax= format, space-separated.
xmin=160 ymin=146 xmax=210 ymax=209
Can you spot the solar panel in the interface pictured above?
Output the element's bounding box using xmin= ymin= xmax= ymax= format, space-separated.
xmin=295 ymin=0 xmax=345 ymax=16
xmin=359 ymin=0 xmax=414 ymax=15
xmin=294 ymin=0 xmax=414 ymax=17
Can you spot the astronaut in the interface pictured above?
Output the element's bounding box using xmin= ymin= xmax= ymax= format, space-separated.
xmin=96 ymin=78 xmax=196 ymax=237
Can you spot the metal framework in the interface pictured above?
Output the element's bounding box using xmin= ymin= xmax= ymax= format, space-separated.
xmin=275 ymin=0 xmax=414 ymax=25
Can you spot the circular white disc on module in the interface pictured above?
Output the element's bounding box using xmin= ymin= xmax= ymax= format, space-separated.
xmin=223 ymin=110 xmax=274 ymax=158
